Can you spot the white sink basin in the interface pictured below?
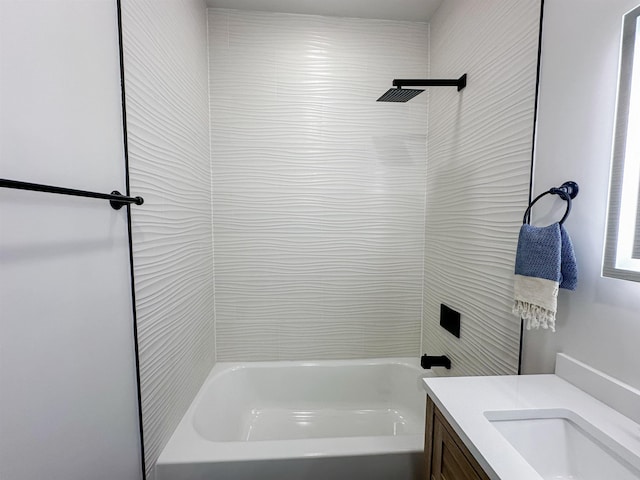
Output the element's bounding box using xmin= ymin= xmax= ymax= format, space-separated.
xmin=485 ymin=409 xmax=640 ymax=480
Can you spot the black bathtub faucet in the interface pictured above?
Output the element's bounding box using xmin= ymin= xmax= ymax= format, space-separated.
xmin=421 ymin=354 xmax=451 ymax=370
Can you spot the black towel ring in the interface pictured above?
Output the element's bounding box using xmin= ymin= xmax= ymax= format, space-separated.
xmin=523 ymin=181 xmax=579 ymax=225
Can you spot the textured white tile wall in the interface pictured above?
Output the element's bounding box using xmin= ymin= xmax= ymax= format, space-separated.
xmin=120 ymin=0 xmax=215 ymax=476
xmin=209 ymin=9 xmax=429 ymax=360
xmin=422 ymin=0 xmax=541 ymax=376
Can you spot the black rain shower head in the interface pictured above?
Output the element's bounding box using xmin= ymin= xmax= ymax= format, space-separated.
xmin=376 ymin=88 xmax=424 ymax=103
xmin=377 ymin=74 xmax=467 ymax=102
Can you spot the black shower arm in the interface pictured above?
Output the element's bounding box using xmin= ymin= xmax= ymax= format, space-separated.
xmin=392 ymin=74 xmax=467 ymax=91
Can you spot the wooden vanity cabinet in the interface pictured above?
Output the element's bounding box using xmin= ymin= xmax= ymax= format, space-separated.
xmin=424 ymin=396 xmax=491 ymax=480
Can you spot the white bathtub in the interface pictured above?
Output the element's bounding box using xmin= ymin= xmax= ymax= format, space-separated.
xmin=156 ymin=357 xmax=429 ymax=480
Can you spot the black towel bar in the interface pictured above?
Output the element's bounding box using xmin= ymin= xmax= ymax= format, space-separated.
xmin=0 ymin=178 xmax=144 ymax=210
xmin=523 ymin=181 xmax=579 ymax=225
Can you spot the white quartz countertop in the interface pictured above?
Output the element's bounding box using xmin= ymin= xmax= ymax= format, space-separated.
xmin=422 ymin=374 xmax=640 ymax=480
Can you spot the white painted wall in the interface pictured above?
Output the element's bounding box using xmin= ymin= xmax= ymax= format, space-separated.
xmin=0 ymin=1 xmax=142 ymax=479
xmin=209 ymin=9 xmax=428 ymax=360
xmin=120 ymin=0 xmax=215 ymax=476
xmin=522 ymin=0 xmax=640 ymax=390
xmin=422 ymin=0 xmax=541 ymax=376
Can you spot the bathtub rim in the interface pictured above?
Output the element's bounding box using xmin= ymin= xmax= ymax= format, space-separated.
xmin=157 ymin=356 xmax=430 ymax=466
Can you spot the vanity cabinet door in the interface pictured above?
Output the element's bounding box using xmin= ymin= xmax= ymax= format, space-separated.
xmin=425 ymin=397 xmax=490 ymax=480
xmin=431 ymin=417 xmax=481 ymax=480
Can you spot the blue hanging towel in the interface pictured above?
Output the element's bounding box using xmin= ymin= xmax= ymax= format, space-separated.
xmin=512 ymin=222 xmax=577 ymax=331
xmin=559 ymin=226 xmax=578 ymax=290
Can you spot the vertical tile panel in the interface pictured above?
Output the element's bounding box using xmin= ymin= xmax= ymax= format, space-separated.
xmin=121 ymin=0 xmax=214 ymax=476
xmin=209 ymin=10 xmax=429 ymax=360
xmin=422 ymin=0 xmax=541 ymax=376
